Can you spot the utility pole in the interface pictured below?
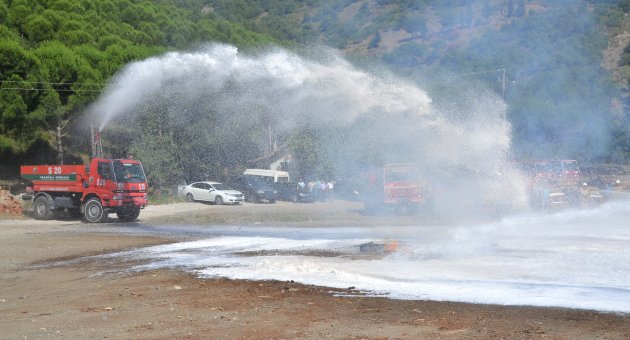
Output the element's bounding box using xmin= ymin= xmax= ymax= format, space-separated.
xmin=501 ymin=68 xmax=506 ymax=99
xmin=57 ymin=124 xmax=64 ymax=164
xmin=49 ymin=119 xmax=68 ymax=165
xmin=90 ymin=125 xmax=103 ymax=158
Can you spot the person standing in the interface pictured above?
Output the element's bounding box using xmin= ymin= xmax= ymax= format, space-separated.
xmin=319 ymin=180 xmax=327 ymax=201
xmin=326 ymin=180 xmax=334 ymax=200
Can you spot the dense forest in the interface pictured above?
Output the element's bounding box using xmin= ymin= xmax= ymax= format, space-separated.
xmin=1 ymin=0 xmax=629 ymax=190
xmin=0 ymin=0 xmax=275 ymax=155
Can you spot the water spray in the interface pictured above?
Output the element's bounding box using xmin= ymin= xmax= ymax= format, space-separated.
xmin=87 ymin=43 xmax=528 ymax=214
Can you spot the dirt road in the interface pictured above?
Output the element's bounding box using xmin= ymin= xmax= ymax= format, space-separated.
xmin=1 ymin=201 xmax=628 ymax=339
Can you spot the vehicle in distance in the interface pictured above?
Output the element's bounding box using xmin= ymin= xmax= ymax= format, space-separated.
xmin=181 ymin=181 xmax=244 ymax=205
xmin=227 ymin=175 xmax=277 ymax=203
xmin=273 ymin=182 xmax=314 ymax=203
xmin=362 ymin=163 xmax=428 ymax=213
xmin=243 ymin=168 xmax=290 ymax=184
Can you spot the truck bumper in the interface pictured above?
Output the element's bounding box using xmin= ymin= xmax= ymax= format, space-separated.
xmin=110 ymin=196 xmax=147 ymax=208
xmin=384 ymin=197 xmax=424 ymax=205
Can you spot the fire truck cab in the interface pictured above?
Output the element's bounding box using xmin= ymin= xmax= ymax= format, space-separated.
xmin=362 ymin=163 xmax=428 ymax=213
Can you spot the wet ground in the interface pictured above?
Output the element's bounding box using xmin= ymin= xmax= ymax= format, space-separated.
xmin=1 ymin=199 xmax=629 ymax=339
xmin=30 ymin=199 xmax=630 ymax=314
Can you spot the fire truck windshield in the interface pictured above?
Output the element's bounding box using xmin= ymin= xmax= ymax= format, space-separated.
xmin=384 ymin=169 xmax=418 ymax=183
xmin=562 ymin=161 xmax=579 ymax=171
xmin=113 ymin=161 xmax=146 ymax=183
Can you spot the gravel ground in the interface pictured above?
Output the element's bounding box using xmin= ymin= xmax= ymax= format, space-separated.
xmin=1 ymin=200 xmax=628 ymax=339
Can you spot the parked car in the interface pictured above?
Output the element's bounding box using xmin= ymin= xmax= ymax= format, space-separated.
xmin=273 ymin=182 xmax=314 ymax=203
xmin=181 ymin=181 xmax=244 ymax=205
xmin=227 ymin=175 xmax=277 ymax=203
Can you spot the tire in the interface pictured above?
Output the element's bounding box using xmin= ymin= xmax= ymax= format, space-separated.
xmin=565 ymin=190 xmax=580 ymax=207
xmin=215 ymin=196 xmax=223 ymax=205
xmin=116 ymin=205 xmax=141 ymax=222
xmin=186 ymin=193 xmax=194 ymax=202
xmin=32 ymin=195 xmax=54 ymax=220
xmin=83 ymin=197 xmax=105 ymax=223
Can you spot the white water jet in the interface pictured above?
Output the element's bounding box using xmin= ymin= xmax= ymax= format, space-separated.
xmin=88 ymin=43 xmax=527 ymax=211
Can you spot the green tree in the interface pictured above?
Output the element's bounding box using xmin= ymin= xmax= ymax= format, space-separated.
xmin=0 ymin=2 xmax=8 ymax=23
xmin=23 ymin=14 xmax=54 ymax=43
xmin=34 ymin=41 xmax=100 ymax=108
xmin=0 ymin=39 xmax=45 ymax=153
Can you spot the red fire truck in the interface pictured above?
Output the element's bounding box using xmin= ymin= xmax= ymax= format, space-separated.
xmin=20 ymin=158 xmax=148 ymax=223
xmin=362 ymin=163 xmax=428 ymax=213
xmin=517 ymin=159 xmax=586 ymax=208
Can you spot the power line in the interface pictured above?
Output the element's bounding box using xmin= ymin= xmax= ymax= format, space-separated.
xmin=453 ymin=68 xmax=505 ymax=77
xmin=0 ymin=87 xmax=103 ymax=92
xmin=1 ymin=80 xmax=106 ymax=86
xmin=451 ymin=67 xmax=506 ymax=98
xmin=0 ymin=80 xmax=106 ymax=92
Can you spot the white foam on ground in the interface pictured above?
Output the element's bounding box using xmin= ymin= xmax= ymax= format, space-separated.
xmin=113 ymin=200 xmax=630 ymax=313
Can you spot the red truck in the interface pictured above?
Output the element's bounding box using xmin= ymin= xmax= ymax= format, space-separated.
xmin=516 ymin=159 xmax=586 ymax=208
xmin=20 ymin=157 xmax=148 ymax=223
xmin=362 ymin=163 xmax=429 ymax=213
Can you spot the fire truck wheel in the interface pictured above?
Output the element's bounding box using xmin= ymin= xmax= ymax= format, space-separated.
xmin=186 ymin=193 xmax=194 ymax=202
xmin=215 ymin=196 xmax=223 ymax=205
xmin=83 ymin=198 xmax=105 ymax=223
xmin=117 ymin=206 xmax=140 ymax=222
xmin=33 ymin=196 xmax=54 ymax=220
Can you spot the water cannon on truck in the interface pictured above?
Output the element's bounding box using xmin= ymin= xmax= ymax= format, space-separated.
xmin=20 ymin=127 xmax=148 ymax=223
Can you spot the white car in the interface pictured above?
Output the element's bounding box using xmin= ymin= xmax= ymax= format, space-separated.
xmin=181 ymin=181 xmax=244 ymax=205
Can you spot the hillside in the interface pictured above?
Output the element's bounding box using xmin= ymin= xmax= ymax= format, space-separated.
xmin=1 ymin=0 xmax=629 ymax=188
xmin=204 ymin=0 xmax=630 ymax=162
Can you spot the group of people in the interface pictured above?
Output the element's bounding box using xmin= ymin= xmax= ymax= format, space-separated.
xmin=298 ymin=178 xmax=334 ymax=201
